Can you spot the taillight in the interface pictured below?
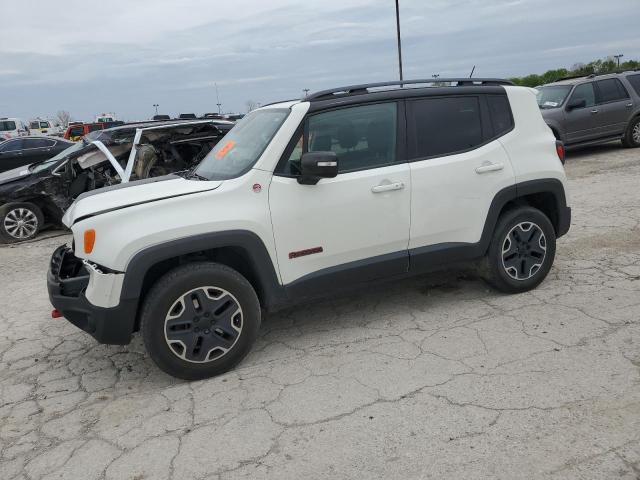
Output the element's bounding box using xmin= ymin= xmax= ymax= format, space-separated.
xmin=555 ymin=140 xmax=565 ymax=165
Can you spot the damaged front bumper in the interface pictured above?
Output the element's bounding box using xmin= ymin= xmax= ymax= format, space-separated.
xmin=47 ymin=245 xmax=137 ymax=345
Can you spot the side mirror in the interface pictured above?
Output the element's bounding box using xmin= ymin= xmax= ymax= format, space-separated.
xmin=567 ymin=98 xmax=586 ymax=110
xmin=298 ymin=151 xmax=338 ymax=185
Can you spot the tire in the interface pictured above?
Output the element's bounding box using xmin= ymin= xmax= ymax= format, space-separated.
xmin=483 ymin=206 xmax=556 ymax=294
xmin=140 ymin=262 xmax=261 ymax=380
xmin=622 ymin=116 xmax=640 ymax=148
xmin=0 ymin=202 xmax=44 ymax=243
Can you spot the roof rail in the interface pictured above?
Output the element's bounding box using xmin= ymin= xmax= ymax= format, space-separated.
xmin=305 ymin=78 xmax=514 ymax=101
xmin=554 ymin=69 xmax=640 ymax=82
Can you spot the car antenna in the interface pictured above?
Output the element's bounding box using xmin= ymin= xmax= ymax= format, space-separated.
xmin=469 ymin=65 xmax=476 ymax=78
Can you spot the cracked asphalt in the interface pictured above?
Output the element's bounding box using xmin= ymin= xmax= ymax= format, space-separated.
xmin=2 ymin=143 xmax=640 ymax=480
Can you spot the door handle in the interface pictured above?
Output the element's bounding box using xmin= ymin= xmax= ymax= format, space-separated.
xmin=626 ymin=103 xmax=633 ymax=108
xmin=475 ymin=163 xmax=504 ymax=174
xmin=590 ymin=109 xmax=599 ymax=114
xmin=371 ymin=181 xmax=405 ymax=193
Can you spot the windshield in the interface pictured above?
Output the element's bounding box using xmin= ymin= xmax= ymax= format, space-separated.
xmin=0 ymin=121 xmax=17 ymax=131
xmin=195 ymin=108 xmax=290 ymax=180
xmin=30 ymin=141 xmax=86 ymax=173
xmin=536 ymin=86 xmax=572 ymax=109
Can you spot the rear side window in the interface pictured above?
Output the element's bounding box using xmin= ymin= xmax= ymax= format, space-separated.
xmin=23 ymin=138 xmax=53 ymax=148
xmin=69 ymin=127 xmax=84 ymax=136
xmin=408 ymin=96 xmax=482 ymax=159
xmin=624 ymin=74 xmax=640 ymax=96
xmin=486 ymin=95 xmax=514 ymax=137
xmin=596 ymin=79 xmax=629 ymax=103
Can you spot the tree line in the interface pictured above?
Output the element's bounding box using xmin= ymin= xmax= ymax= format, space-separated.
xmin=510 ymin=57 xmax=639 ymax=87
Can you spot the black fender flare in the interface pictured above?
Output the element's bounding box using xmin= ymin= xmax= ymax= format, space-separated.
xmin=479 ymin=178 xmax=570 ymax=251
xmin=120 ymin=230 xmax=286 ymax=310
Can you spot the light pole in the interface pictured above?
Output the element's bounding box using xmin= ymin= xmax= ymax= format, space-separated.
xmin=153 ymin=104 xmax=159 ymax=116
xmin=395 ymin=0 xmax=403 ymax=81
xmin=303 ymin=88 xmax=310 ymax=98
xmin=432 ymin=74 xmax=440 ymax=79
xmin=215 ymin=82 xmax=222 ymax=114
xmin=614 ymin=54 xmax=624 ymax=68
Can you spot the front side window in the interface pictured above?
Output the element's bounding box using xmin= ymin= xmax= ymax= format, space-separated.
xmin=0 ymin=139 xmax=23 ymax=152
xmin=408 ymin=96 xmax=482 ymax=159
xmin=278 ymin=103 xmax=398 ymax=175
xmin=308 ymin=103 xmax=397 ymax=173
xmin=196 ymin=108 xmax=290 ymax=180
xmin=596 ymin=79 xmax=629 ymax=103
xmin=569 ymin=83 xmax=596 ymax=108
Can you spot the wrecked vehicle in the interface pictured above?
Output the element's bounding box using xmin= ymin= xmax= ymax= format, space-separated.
xmin=0 ymin=119 xmax=232 ymax=242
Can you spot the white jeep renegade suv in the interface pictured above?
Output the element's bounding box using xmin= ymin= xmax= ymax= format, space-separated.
xmin=48 ymin=78 xmax=571 ymax=380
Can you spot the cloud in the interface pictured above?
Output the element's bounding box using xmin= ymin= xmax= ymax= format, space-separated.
xmin=0 ymin=0 xmax=638 ymax=120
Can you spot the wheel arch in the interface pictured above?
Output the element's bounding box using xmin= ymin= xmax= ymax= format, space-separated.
xmin=480 ymin=179 xmax=570 ymax=255
xmin=121 ymin=230 xmax=286 ymax=330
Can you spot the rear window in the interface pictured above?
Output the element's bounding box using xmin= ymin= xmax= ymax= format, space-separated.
xmin=40 ymin=121 xmax=50 ymax=128
xmin=69 ymin=127 xmax=84 ymax=136
xmin=408 ymin=96 xmax=483 ymax=159
xmin=487 ymin=95 xmax=514 ymax=137
xmin=596 ymin=79 xmax=629 ymax=103
xmin=0 ymin=121 xmax=17 ymax=131
xmin=626 ymin=74 xmax=640 ymax=96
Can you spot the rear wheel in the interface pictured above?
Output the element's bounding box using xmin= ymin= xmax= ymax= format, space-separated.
xmin=483 ymin=207 xmax=556 ymax=294
xmin=0 ymin=202 xmax=43 ymax=243
xmin=140 ymin=262 xmax=261 ymax=380
xmin=622 ymin=116 xmax=640 ymax=148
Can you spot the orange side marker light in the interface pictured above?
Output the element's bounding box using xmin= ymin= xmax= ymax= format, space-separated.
xmin=84 ymin=229 xmax=96 ymax=254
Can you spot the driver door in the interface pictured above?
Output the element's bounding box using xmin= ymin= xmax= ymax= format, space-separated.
xmin=269 ymin=102 xmax=411 ymax=297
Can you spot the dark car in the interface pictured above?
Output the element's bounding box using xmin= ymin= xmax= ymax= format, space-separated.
xmin=153 ymin=114 xmax=171 ymax=121
xmin=536 ymin=71 xmax=640 ymax=149
xmin=0 ymin=119 xmax=232 ymax=242
xmin=0 ymin=137 xmax=74 ymax=173
xmin=178 ymin=113 xmax=198 ymax=119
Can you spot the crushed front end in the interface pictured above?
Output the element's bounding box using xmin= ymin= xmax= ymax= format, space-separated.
xmin=47 ymin=245 xmax=136 ymax=345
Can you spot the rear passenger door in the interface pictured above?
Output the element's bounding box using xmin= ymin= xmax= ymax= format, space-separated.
xmin=406 ymin=94 xmax=515 ymax=268
xmin=594 ymin=78 xmax=633 ymax=136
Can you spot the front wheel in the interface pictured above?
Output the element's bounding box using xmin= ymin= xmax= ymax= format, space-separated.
xmin=622 ymin=116 xmax=640 ymax=148
xmin=140 ymin=262 xmax=261 ymax=380
xmin=483 ymin=207 xmax=556 ymax=294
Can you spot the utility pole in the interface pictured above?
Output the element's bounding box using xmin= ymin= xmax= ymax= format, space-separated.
xmin=395 ymin=0 xmax=403 ymax=81
xmin=215 ymin=82 xmax=222 ymax=114
xmin=614 ymin=54 xmax=624 ymax=68
xmin=153 ymin=104 xmax=159 ymax=115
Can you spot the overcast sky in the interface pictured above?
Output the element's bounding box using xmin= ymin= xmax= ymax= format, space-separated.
xmin=1 ymin=0 xmax=638 ymax=121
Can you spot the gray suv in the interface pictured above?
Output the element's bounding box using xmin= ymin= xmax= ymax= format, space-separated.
xmin=536 ymin=72 xmax=640 ymax=149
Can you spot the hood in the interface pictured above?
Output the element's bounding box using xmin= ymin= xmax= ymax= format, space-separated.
xmin=0 ymin=165 xmax=32 ymax=186
xmin=63 ymin=175 xmax=222 ymax=227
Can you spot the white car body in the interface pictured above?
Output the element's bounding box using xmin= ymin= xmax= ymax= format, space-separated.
xmin=49 ymin=79 xmax=571 ymax=355
xmin=0 ymin=117 xmax=29 ymax=140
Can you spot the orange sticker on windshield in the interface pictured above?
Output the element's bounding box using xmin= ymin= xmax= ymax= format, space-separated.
xmin=215 ymin=140 xmax=236 ymax=159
